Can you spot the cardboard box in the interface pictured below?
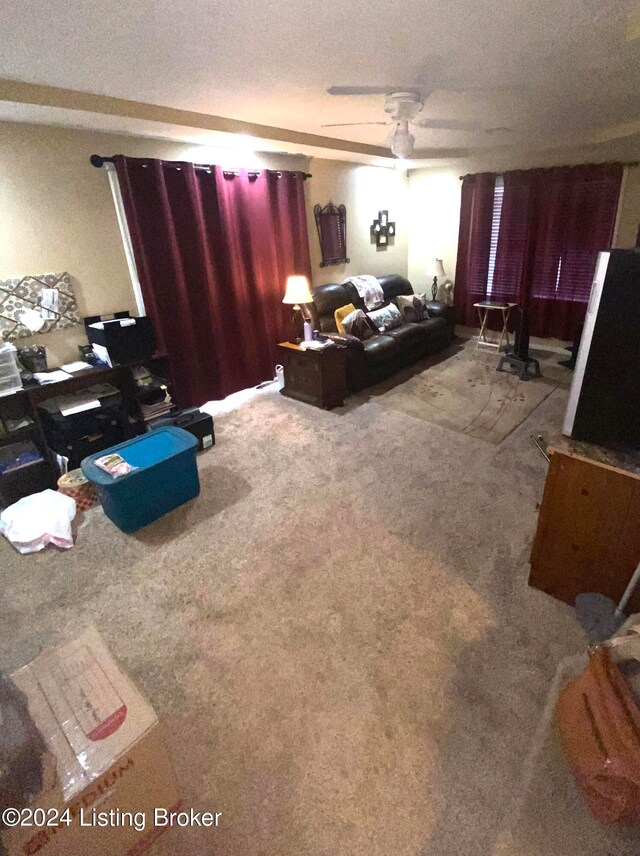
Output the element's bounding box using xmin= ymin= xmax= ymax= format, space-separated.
xmin=2 ymin=627 xmax=179 ymax=856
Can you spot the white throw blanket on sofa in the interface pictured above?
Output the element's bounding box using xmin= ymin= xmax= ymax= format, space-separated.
xmin=343 ymin=275 xmax=384 ymax=310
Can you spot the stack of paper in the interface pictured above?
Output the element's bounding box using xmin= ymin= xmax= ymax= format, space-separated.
xmin=60 ymin=361 xmax=93 ymax=373
xmin=141 ymin=395 xmax=173 ymax=421
xmin=34 ymin=370 xmax=72 ymax=384
xmin=58 ymin=394 xmax=101 ymax=417
xmin=299 ymin=339 xmax=336 ymax=351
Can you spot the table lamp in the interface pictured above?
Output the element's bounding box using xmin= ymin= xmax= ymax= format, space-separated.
xmin=283 ymin=275 xmax=313 ymax=344
xmin=427 ymin=259 xmax=447 ymax=300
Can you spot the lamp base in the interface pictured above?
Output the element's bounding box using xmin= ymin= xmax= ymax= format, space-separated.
xmin=288 ymin=305 xmax=303 ymax=345
xmin=431 ymin=276 xmax=438 ymax=301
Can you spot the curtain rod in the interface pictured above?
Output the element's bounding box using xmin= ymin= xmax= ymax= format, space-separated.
xmin=458 ymin=161 xmax=639 ymax=180
xmin=90 ymin=154 xmax=311 ymax=178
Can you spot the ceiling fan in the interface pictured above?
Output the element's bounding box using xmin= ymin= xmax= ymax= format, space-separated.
xmin=323 ymin=88 xmax=488 ymax=157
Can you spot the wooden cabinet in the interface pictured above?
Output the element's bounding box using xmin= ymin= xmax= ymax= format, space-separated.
xmin=278 ymin=342 xmax=347 ymax=410
xmin=529 ymin=438 xmax=640 ymax=612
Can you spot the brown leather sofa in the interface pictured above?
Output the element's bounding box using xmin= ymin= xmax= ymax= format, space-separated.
xmin=309 ymin=274 xmax=455 ymax=391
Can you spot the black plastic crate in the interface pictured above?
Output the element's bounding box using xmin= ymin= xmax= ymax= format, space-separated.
xmin=148 ymin=408 xmax=214 ymax=451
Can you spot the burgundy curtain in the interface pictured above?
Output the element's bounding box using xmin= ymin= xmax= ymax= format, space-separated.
xmin=527 ymin=164 xmax=622 ymax=339
xmin=457 ymin=163 xmax=622 ymax=340
xmin=114 ymin=156 xmax=311 ymax=406
xmin=453 ymin=173 xmax=495 ymax=326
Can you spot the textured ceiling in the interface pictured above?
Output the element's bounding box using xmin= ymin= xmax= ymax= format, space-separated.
xmin=0 ymin=0 xmax=639 ymax=155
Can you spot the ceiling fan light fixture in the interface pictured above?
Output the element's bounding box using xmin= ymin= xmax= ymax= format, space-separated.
xmin=391 ymin=126 xmax=414 ymax=159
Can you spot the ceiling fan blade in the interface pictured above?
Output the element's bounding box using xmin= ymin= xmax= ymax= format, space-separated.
xmin=327 ymin=85 xmax=421 ymax=96
xmin=444 ymin=83 xmax=526 ymax=94
xmin=321 ymin=121 xmax=390 ymax=127
xmin=414 ymin=118 xmax=483 ymax=131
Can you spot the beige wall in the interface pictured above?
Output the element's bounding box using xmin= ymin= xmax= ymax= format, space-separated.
xmin=306 ymin=158 xmax=409 ymax=286
xmin=0 ymin=121 xmax=311 ymax=365
xmin=407 ymin=140 xmax=640 ymax=292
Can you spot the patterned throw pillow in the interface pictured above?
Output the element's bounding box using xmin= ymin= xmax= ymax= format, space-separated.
xmin=366 ymin=303 xmax=403 ymax=332
xmin=334 ymin=303 xmax=357 ymax=334
xmin=397 ymin=292 xmax=429 ymax=323
xmin=340 ymin=309 xmax=377 ymax=340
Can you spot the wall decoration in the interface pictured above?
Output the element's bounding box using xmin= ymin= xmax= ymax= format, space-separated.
xmin=371 ymin=210 xmax=396 ymax=249
xmin=314 ymin=202 xmax=349 ymax=267
xmin=0 ymin=272 xmax=81 ymax=341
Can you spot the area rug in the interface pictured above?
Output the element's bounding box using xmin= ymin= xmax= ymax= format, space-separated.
xmin=366 ymin=342 xmax=573 ymax=445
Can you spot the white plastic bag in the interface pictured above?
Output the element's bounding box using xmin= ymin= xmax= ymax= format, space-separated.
xmin=0 ymin=489 xmax=77 ymax=553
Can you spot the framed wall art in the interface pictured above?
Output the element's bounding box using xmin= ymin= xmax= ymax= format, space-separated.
xmin=314 ymin=202 xmax=349 ymax=267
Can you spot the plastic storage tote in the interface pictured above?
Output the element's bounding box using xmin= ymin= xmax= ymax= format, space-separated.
xmin=0 ymin=343 xmax=23 ymax=397
xmin=81 ymin=427 xmax=199 ymax=532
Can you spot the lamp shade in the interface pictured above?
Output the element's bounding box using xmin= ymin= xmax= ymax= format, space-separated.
xmin=427 ymin=259 xmax=447 ymax=278
xmin=283 ymin=275 xmax=312 ymax=305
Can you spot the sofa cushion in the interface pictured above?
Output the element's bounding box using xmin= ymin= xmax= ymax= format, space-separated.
xmin=323 ymin=332 xmax=364 ymax=351
xmin=311 ymin=283 xmax=354 ymax=332
xmin=334 ymin=303 xmax=357 ymax=333
xmin=383 ymin=323 xmax=427 ymax=348
xmin=367 ymin=303 xmax=403 ymax=332
xmin=418 ymin=316 xmax=449 ymax=335
xmin=341 ymin=281 xmax=369 ymax=311
xmin=341 ymin=309 xmax=377 ymax=340
xmin=362 ymin=335 xmax=402 ymax=365
xmin=378 ymin=274 xmax=413 ymax=302
xmin=424 ymin=301 xmax=455 ymax=322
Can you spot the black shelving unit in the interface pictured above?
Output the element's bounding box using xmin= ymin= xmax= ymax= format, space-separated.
xmin=0 ymin=355 xmax=174 ymax=507
xmin=0 ymin=390 xmax=57 ymax=507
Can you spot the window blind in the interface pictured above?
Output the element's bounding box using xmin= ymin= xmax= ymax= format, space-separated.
xmin=531 ymin=174 xmax=620 ymax=302
xmin=489 ymin=176 xmax=528 ymax=300
xmin=485 ymin=176 xmax=503 ymax=296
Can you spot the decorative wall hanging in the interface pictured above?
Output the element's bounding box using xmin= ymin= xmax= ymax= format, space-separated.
xmin=371 ymin=210 xmax=396 ymax=248
xmin=0 ymin=272 xmax=81 ymax=341
xmin=314 ymin=202 xmax=349 ymax=267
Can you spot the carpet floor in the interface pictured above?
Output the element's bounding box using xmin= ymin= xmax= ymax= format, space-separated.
xmin=0 ymin=339 xmax=612 ymax=856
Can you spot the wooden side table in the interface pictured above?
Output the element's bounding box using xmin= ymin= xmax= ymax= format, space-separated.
xmin=529 ymin=436 xmax=640 ymax=612
xmin=473 ymin=302 xmax=518 ymax=352
xmin=278 ymin=342 xmax=347 ymax=409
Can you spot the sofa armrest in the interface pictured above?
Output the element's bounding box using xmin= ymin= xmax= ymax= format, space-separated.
xmin=425 ymin=301 xmax=454 ymax=322
xmin=323 ymin=332 xmax=365 ymax=351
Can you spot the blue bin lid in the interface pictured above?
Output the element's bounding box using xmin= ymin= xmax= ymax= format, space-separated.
xmin=81 ymin=426 xmax=197 ymax=485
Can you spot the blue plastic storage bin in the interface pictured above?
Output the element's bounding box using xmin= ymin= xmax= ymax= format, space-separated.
xmin=81 ymin=426 xmax=200 ymax=532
